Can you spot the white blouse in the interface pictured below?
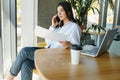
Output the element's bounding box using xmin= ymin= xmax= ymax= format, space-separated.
xmin=45 ymin=21 xmax=82 ymax=48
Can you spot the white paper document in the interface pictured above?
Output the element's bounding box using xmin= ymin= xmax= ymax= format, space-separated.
xmin=35 ymin=26 xmax=67 ymax=41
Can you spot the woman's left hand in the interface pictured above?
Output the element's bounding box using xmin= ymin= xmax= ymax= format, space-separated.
xmin=59 ymin=41 xmax=71 ymax=49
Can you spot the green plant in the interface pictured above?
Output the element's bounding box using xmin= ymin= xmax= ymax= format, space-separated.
xmin=80 ymin=24 xmax=106 ymax=46
xmin=67 ymin=0 xmax=99 ymax=27
xmin=66 ymin=0 xmax=114 ymax=27
xmin=86 ymin=24 xmax=106 ymax=33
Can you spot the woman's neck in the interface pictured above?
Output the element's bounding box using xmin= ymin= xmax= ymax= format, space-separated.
xmin=63 ymin=19 xmax=70 ymax=24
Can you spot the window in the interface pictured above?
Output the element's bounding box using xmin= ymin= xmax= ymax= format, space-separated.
xmin=0 ymin=0 xmax=17 ymax=79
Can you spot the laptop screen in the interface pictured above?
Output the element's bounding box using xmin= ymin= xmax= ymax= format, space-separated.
xmin=96 ymin=29 xmax=117 ymax=57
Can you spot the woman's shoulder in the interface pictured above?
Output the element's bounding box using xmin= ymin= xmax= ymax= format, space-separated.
xmin=69 ymin=21 xmax=80 ymax=29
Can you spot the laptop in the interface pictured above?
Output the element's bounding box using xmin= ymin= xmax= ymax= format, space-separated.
xmin=81 ymin=29 xmax=117 ymax=57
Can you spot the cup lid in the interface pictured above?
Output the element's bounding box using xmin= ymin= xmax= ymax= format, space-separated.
xmin=70 ymin=44 xmax=82 ymax=50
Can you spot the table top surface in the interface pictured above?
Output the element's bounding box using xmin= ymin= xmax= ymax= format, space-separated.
xmin=35 ymin=48 xmax=120 ymax=80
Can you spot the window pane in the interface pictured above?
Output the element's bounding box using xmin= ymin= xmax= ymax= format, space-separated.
xmin=106 ymin=0 xmax=115 ymax=29
xmin=2 ymin=0 xmax=11 ymax=75
xmin=87 ymin=1 xmax=100 ymax=27
xmin=17 ymin=0 xmax=22 ymax=52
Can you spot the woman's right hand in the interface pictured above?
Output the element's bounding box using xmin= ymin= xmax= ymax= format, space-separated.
xmin=51 ymin=14 xmax=59 ymax=27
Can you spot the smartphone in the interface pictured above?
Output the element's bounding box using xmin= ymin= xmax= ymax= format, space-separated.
xmin=55 ymin=16 xmax=60 ymax=22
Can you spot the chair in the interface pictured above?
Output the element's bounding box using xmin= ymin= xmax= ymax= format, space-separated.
xmin=36 ymin=41 xmax=47 ymax=47
xmin=109 ymin=27 xmax=120 ymax=54
xmin=109 ymin=40 xmax=120 ymax=55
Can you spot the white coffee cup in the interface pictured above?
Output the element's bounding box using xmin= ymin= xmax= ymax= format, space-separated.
xmin=70 ymin=44 xmax=82 ymax=65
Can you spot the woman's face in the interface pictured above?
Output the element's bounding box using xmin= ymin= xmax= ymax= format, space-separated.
xmin=57 ymin=6 xmax=68 ymax=21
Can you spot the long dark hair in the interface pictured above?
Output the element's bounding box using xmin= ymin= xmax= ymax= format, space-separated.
xmin=57 ymin=1 xmax=76 ymax=27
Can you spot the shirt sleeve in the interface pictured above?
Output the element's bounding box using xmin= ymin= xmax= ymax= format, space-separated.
xmin=67 ymin=25 xmax=82 ymax=45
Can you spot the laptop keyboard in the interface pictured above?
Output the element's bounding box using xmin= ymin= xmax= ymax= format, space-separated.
xmin=82 ymin=45 xmax=99 ymax=55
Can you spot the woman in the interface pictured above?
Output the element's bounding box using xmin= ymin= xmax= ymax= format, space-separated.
xmin=7 ymin=1 xmax=82 ymax=80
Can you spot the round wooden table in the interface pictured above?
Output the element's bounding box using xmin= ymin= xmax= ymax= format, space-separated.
xmin=35 ymin=48 xmax=120 ymax=80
